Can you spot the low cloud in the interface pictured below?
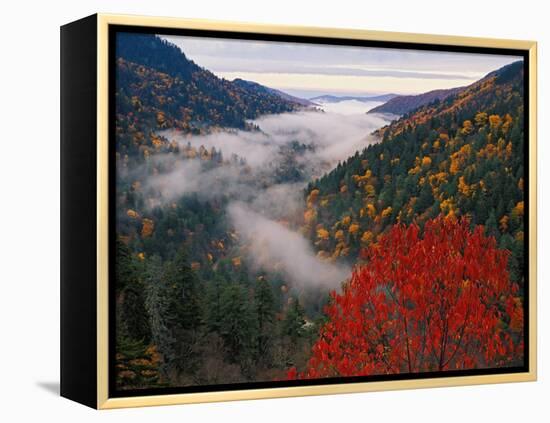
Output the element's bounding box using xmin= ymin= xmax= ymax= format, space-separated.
xmin=133 ymin=109 xmax=389 ymax=288
xmin=228 ymin=202 xmax=351 ymax=289
xmin=140 ymin=158 xmax=259 ymax=207
xmin=161 ymin=109 xmax=389 ymax=176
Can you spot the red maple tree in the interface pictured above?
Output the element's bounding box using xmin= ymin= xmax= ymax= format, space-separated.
xmin=288 ymin=216 xmax=524 ymax=380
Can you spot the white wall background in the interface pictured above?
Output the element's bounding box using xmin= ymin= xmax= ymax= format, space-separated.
xmin=0 ymin=0 xmax=547 ymax=420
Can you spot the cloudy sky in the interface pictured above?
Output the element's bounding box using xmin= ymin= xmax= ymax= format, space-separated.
xmin=161 ymin=34 xmax=522 ymax=98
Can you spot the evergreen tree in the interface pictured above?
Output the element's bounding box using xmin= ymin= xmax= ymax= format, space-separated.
xmin=144 ymin=248 xmax=202 ymax=379
xmin=115 ymin=239 xmax=150 ymax=343
xmin=219 ymin=284 xmax=258 ymax=364
xmin=204 ymin=274 xmax=225 ymax=333
xmin=282 ymin=298 xmax=306 ymax=342
xmin=254 ymin=278 xmax=276 ymax=359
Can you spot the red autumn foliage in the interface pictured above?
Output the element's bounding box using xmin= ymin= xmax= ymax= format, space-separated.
xmin=289 ymin=216 xmax=523 ymax=379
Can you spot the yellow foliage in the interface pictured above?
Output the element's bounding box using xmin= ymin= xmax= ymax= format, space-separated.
xmin=449 ymin=144 xmax=471 ymax=174
xmin=478 ymin=143 xmax=497 ymax=159
xmin=352 ymin=169 xmax=372 ymax=185
xmin=505 ymin=142 xmax=513 ymax=159
xmin=156 ymin=111 xmax=166 ymax=126
xmin=360 ymin=231 xmax=373 ymax=244
xmin=445 ymin=209 xmax=457 ymax=222
xmin=458 ymin=176 xmax=471 ymax=197
xmin=421 ymin=156 xmax=432 ymax=168
xmin=304 ymin=209 xmax=317 ymax=225
xmin=137 ymin=252 xmax=145 ymax=261
xmin=341 ymin=216 xmax=351 ymax=226
xmin=317 ymin=228 xmax=330 ymax=240
xmin=408 ymin=164 xmax=421 ymax=175
xmin=131 ymin=96 xmax=142 ymax=110
xmin=502 ymin=113 xmax=513 ymax=133
xmin=428 ymin=172 xmax=448 ymax=188
xmin=513 ymin=201 xmax=524 ymax=217
xmin=127 ymin=209 xmax=139 ymax=219
xmin=334 ymin=230 xmax=344 ymax=241
xmin=515 ymin=231 xmax=524 ymax=242
xmin=129 ymin=358 xmax=152 ymax=367
xmin=381 ymin=207 xmax=393 ymax=219
xmin=364 ymin=184 xmax=375 ymax=196
xmin=367 ymin=204 xmax=376 ymax=218
xmin=332 ymin=243 xmax=344 ymax=259
xmin=307 ymin=189 xmax=320 ymax=205
xmin=475 ymin=112 xmax=488 ymax=126
xmin=440 ymin=198 xmax=455 ymax=214
xmin=141 ymin=218 xmax=154 ymax=238
xmin=151 ymin=137 xmax=163 ymax=149
xmin=340 ymin=185 xmax=348 ymax=193
xmin=489 ymin=114 xmax=501 ymax=129
xmin=349 ymin=223 xmax=360 ymax=235
xmin=231 ymin=257 xmax=241 ymax=267
xmin=461 ymin=120 xmax=473 ymax=135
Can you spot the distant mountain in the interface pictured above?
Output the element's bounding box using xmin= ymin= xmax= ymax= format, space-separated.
xmin=310 ymin=94 xmax=398 ymax=103
xmin=232 ymin=78 xmax=316 ymax=107
xmin=367 ymin=87 xmax=464 ymax=115
xmin=374 ymin=60 xmax=524 ymax=140
xmin=115 ymin=33 xmax=302 ymax=157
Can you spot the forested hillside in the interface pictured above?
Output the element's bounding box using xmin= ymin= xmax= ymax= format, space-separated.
xmin=115 ymin=33 xmax=302 ymax=161
xmin=114 ymin=34 xmax=320 ymax=390
xmin=303 ymin=61 xmax=525 ymax=284
xmin=288 ymin=60 xmax=526 ymax=378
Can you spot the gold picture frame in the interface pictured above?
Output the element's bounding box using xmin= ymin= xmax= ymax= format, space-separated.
xmin=61 ymin=13 xmax=537 ymax=409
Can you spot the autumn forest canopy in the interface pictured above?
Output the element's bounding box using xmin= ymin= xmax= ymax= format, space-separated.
xmin=113 ymin=33 xmax=526 ymax=391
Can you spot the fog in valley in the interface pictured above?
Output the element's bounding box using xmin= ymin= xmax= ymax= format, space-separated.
xmin=137 ymin=102 xmax=392 ymax=289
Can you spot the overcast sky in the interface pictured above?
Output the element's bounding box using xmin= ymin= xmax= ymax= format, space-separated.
xmin=161 ymin=34 xmax=522 ymax=98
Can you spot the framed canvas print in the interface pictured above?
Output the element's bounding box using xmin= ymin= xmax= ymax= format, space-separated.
xmin=60 ymin=14 xmax=537 ymax=409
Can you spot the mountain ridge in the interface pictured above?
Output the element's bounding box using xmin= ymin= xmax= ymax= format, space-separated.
xmin=367 ymin=86 xmax=464 ymax=115
xmin=114 ymin=33 xmax=302 ymax=157
xmin=232 ymin=78 xmax=316 ymax=107
xmin=310 ymin=93 xmax=398 ymax=103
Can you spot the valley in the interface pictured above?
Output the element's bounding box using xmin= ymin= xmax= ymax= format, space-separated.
xmin=113 ymin=33 xmax=526 ymax=391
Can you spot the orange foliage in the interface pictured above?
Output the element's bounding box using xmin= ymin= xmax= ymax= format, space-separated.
xmin=141 ymin=218 xmax=154 ymax=238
